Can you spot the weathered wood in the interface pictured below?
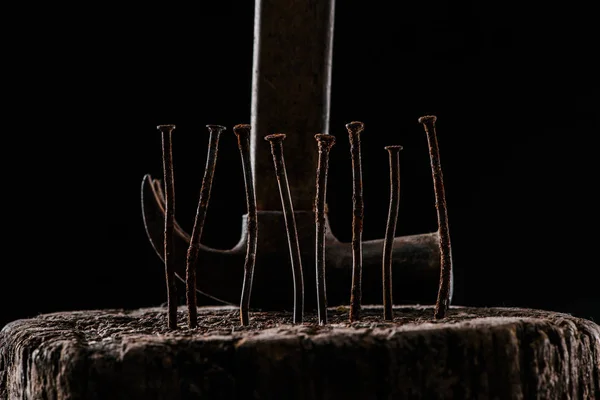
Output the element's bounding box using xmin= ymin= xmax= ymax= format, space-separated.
xmin=1 ymin=306 xmax=599 ymax=399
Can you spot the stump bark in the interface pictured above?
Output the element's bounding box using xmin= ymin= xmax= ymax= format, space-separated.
xmin=1 ymin=306 xmax=599 ymax=399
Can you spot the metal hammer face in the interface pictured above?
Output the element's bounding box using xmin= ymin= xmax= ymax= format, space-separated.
xmin=141 ymin=0 xmax=452 ymax=310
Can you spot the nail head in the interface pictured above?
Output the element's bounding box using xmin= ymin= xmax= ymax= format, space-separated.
xmin=315 ymin=133 xmax=336 ymax=146
xmin=264 ymin=133 xmax=287 ymax=142
xmin=345 ymin=121 xmax=365 ymax=133
xmin=233 ymin=124 xmax=251 ymax=136
xmin=206 ymin=125 xmax=227 ymax=132
xmin=384 ymin=145 xmax=403 ymax=151
xmin=418 ymin=115 xmax=437 ymax=125
xmin=157 ymin=124 xmax=176 ymax=132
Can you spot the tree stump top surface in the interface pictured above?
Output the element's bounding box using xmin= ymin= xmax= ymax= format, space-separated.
xmin=2 ymin=306 xmax=599 ymax=399
xmin=2 ymin=305 xmax=595 ymax=338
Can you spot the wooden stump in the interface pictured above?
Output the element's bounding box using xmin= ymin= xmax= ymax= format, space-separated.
xmin=1 ymin=306 xmax=599 ymax=399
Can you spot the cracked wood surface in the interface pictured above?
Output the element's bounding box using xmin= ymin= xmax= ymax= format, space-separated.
xmin=1 ymin=306 xmax=599 ymax=399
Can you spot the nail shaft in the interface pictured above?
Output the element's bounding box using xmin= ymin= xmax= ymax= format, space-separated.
xmin=265 ymin=134 xmax=304 ymax=324
xmin=419 ymin=115 xmax=452 ymax=319
xmin=314 ymin=134 xmax=336 ymax=325
xmin=383 ymin=145 xmax=403 ymax=321
xmin=158 ymin=124 xmax=178 ymax=330
xmin=185 ymin=125 xmax=225 ymax=328
xmin=235 ymin=124 xmax=258 ymax=326
xmin=347 ymin=121 xmax=365 ymax=321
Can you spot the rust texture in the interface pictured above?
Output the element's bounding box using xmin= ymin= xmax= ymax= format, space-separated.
xmin=383 ymin=145 xmax=403 ymax=321
xmin=347 ymin=121 xmax=365 ymax=321
xmin=314 ymin=133 xmax=336 ymax=325
xmin=157 ymin=124 xmax=178 ymax=330
xmin=185 ymin=125 xmax=225 ymax=328
xmin=265 ymin=134 xmax=304 ymax=323
xmin=419 ymin=115 xmax=453 ymax=319
xmin=142 ymin=175 xmax=443 ymax=310
xmin=234 ymin=124 xmax=258 ymax=326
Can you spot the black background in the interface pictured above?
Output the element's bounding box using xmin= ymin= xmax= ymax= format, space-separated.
xmin=2 ymin=1 xmax=598 ymax=329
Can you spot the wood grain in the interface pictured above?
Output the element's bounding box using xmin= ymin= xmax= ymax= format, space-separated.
xmin=1 ymin=306 xmax=598 ymax=399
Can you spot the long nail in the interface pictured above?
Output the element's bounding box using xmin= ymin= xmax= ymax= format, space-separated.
xmin=418 ymin=115 xmax=452 ymax=319
xmin=235 ymin=124 xmax=258 ymax=326
xmin=265 ymin=133 xmax=304 ymax=324
xmin=157 ymin=124 xmax=178 ymax=330
xmin=314 ymin=134 xmax=336 ymax=325
xmin=383 ymin=145 xmax=403 ymax=321
xmin=346 ymin=121 xmax=365 ymax=322
xmin=185 ymin=124 xmax=225 ymax=328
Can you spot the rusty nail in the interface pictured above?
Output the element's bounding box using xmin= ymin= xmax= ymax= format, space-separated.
xmin=418 ymin=115 xmax=452 ymax=319
xmin=383 ymin=145 xmax=403 ymax=321
xmin=346 ymin=121 xmax=365 ymax=322
xmin=264 ymin=133 xmax=304 ymax=324
xmin=234 ymin=124 xmax=258 ymax=326
xmin=185 ymin=124 xmax=225 ymax=328
xmin=314 ymin=133 xmax=336 ymax=325
xmin=157 ymin=124 xmax=178 ymax=330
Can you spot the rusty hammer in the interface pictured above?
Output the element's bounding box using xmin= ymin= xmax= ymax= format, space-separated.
xmin=141 ymin=0 xmax=452 ymax=310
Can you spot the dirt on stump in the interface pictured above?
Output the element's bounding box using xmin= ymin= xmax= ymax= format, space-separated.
xmin=1 ymin=305 xmax=599 ymax=399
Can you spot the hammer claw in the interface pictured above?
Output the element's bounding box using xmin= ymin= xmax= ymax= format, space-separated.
xmin=143 ymin=173 xmax=450 ymax=310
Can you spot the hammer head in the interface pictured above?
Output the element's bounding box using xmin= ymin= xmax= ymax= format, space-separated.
xmin=142 ymin=174 xmax=451 ymax=310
